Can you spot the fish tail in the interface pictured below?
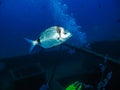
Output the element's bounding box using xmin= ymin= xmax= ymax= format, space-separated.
xmin=24 ymin=38 xmax=38 ymax=53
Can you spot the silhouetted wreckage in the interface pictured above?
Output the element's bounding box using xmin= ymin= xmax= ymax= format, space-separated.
xmin=0 ymin=41 xmax=120 ymax=90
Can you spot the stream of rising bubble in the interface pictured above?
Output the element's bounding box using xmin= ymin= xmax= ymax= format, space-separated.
xmin=50 ymin=0 xmax=87 ymax=46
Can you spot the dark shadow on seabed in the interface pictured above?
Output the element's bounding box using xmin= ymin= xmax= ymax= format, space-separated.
xmin=0 ymin=41 xmax=120 ymax=90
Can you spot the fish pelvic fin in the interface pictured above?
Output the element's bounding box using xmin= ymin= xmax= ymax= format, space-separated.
xmin=24 ymin=38 xmax=38 ymax=53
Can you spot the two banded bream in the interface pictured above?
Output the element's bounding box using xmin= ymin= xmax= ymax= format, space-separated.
xmin=24 ymin=26 xmax=72 ymax=53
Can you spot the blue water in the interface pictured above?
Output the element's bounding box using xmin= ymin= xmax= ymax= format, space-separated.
xmin=0 ymin=0 xmax=120 ymax=59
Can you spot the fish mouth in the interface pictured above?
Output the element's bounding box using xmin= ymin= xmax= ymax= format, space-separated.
xmin=64 ymin=31 xmax=72 ymax=39
xmin=68 ymin=32 xmax=72 ymax=38
xmin=64 ymin=30 xmax=72 ymax=36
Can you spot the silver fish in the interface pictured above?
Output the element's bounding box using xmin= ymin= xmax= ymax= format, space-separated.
xmin=25 ymin=26 xmax=72 ymax=53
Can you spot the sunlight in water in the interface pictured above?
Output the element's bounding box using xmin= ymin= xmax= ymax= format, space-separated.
xmin=50 ymin=0 xmax=87 ymax=46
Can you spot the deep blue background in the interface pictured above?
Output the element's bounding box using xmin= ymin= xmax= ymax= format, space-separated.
xmin=0 ymin=0 xmax=120 ymax=59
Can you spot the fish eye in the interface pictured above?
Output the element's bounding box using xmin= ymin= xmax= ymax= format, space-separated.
xmin=64 ymin=32 xmax=67 ymax=34
xmin=64 ymin=31 xmax=68 ymax=34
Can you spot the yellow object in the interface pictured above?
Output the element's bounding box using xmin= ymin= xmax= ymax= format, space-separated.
xmin=66 ymin=81 xmax=82 ymax=90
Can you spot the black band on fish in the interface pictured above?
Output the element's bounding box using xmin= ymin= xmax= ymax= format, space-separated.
xmin=37 ymin=38 xmax=40 ymax=44
xmin=56 ymin=26 xmax=61 ymax=39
